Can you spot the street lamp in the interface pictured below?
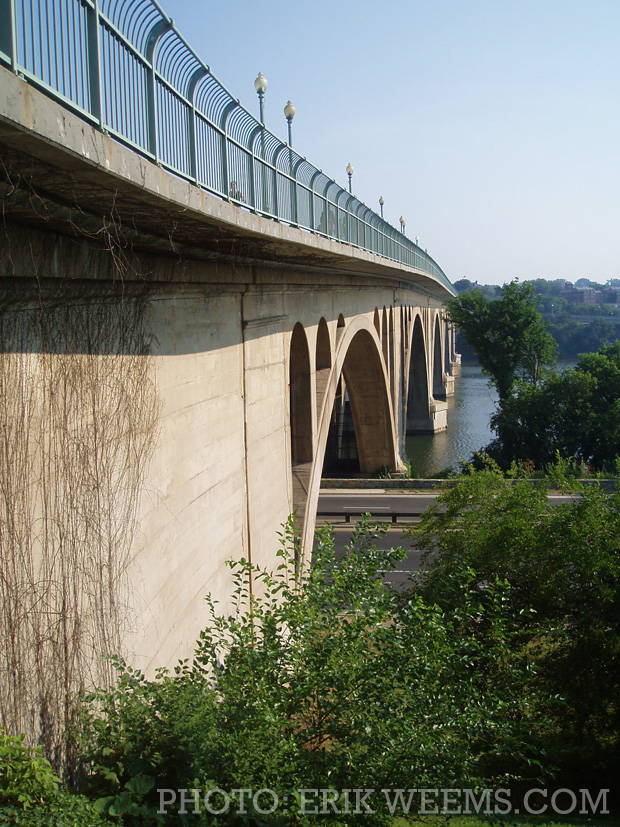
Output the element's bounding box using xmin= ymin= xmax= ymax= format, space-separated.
xmin=379 ymin=196 xmax=384 ymax=219
xmin=284 ymin=101 xmax=296 ymax=222
xmin=346 ymin=162 xmax=354 ymax=194
xmin=254 ymin=72 xmax=267 ymax=123
xmin=284 ymin=100 xmax=295 ymax=147
xmin=399 ymin=216 xmax=406 ymax=234
xmin=254 ymin=72 xmax=268 ymax=211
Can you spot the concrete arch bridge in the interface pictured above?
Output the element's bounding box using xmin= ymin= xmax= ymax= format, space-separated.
xmin=0 ymin=0 xmax=458 ymax=693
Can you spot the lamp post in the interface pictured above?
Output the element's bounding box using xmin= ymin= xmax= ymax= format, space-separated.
xmin=254 ymin=72 xmax=268 ymax=211
xmin=254 ymin=72 xmax=267 ymax=123
xmin=284 ymin=100 xmax=296 ymax=223
xmin=379 ymin=196 xmax=384 ymax=219
xmin=399 ymin=216 xmax=406 ymax=234
xmin=346 ymin=162 xmax=354 ymax=194
xmin=284 ymin=100 xmax=295 ymax=147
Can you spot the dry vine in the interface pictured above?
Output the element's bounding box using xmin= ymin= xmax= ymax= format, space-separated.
xmin=0 ymin=172 xmax=160 ymax=780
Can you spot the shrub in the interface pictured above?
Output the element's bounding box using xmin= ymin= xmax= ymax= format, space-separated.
xmin=0 ymin=729 xmax=108 ymax=826
xmin=410 ymin=465 xmax=620 ymax=799
xmin=81 ymin=519 xmax=545 ymax=826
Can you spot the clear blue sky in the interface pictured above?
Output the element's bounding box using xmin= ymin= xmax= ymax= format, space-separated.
xmin=160 ymin=0 xmax=620 ymax=286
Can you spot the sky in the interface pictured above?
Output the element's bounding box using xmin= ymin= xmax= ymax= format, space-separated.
xmin=158 ymin=0 xmax=620 ymax=286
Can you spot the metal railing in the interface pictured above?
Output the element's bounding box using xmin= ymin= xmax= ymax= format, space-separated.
xmin=0 ymin=0 xmax=453 ymax=294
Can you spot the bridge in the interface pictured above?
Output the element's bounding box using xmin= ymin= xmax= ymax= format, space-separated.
xmin=0 ymin=0 xmax=458 ymax=750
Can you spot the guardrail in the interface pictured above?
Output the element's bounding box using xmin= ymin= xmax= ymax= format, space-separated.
xmin=0 ymin=0 xmax=453 ymax=294
xmin=317 ymin=509 xmax=426 ymax=524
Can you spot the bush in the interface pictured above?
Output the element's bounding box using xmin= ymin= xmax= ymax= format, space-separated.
xmin=0 ymin=729 xmax=108 ymax=826
xmin=0 ymin=730 xmax=59 ymax=809
xmin=410 ymin=465 xmax=620 ymax=799
xmin=81 ymin=519 xmax=546 ymax=826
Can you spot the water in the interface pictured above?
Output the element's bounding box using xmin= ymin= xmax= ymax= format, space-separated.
xmin=405 ymin=360 xmax=578 ymax=477
xmin=405 ymin=363 xmax=497 ymax=477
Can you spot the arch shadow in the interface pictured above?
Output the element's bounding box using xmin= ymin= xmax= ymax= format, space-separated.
xmin=404 ymin=314 xmax=431 ymax=433
xmin=432 ymin=314 xmax=445 ymax=399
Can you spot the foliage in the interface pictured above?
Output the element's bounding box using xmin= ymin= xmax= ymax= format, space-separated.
xmin=409 ymin=464 xmax=620 ymax=795
xmin=547 ymin=318 xmax=618 ymax=359
xmin=372 ymin=464 xmax=395 ymax=478
xmin=81 ymin=519 xmax=545 ymax=826
xmin=0 ymin=729 xmax=108 ymax=825
xmin=446 ymin=280 xmax=557 ymax=401
xmin=0 ymin=792 xmax=110 ymax=827
xmin=0 ymin=730 xmax=59 ymax=809
xmin=453 ymin=277 xmax=620 ymax=360
xmin=488 ymin=342 xmax=620 ymax=470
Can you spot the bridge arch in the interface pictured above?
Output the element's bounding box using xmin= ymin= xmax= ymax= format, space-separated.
xmin=315 ymin=318 xmax=332 ymax=428
xmin=289 ymin=322 xmax=313 ymax=464
xmin=405 ymin=314 xmax=430 ymax=433
xmin=381 ymin=307 xmax=388 ymax=367
xmin=373 ymin=307 xmax=380 ymax=337
xmin=444 ymin=317 xmax=453 ymax=376
xmin=299 ymin=314 xmax=400 ymax=559
xmin=336 ymin=313 xmax=346 ymax=343
xmin=388 ymin=306 xmax=394 ymax=394
xmin=432 ymin=313 xmax=444 ymax=398
xmin=316 ymin=317 xmax=331 ymax=371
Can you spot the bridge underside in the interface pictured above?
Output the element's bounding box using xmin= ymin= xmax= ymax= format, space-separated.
xmin=0 ymin=73 xmax=458 ymax=746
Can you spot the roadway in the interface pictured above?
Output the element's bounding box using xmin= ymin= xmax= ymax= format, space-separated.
xmin=314 ymin=490 xmax=437 ymax=588
xmin=314 ymin=489 xmax=579 ymax=589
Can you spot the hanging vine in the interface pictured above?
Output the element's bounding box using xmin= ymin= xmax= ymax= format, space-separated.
xmin=0 ymin=176 xmax=160 ymax=780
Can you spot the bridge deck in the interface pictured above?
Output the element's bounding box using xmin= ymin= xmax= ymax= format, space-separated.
xmin=0 ymin=68 xmax=454 ymax=299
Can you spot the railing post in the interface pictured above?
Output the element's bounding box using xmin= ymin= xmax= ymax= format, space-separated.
xmin=187 ymin=67 xmax=207 ymax=183
xmin=145 ymin=18 xmax=173 ymax=160
xmin=289 ymin=147 xmax=295 ymax=225
xmin=271 ymin=157 xmax=278 ymax=217
xmin=221 ymin=101 xmax=238 ymax=200
xmin=248 ymin=122 xmax=263 ymax=211
xmin=309 ymin=170 xmax=321 ymax=231
xmin=86 ymin=0 xmax=103 ymax=126
xmin=0 ymin=0 xmax=17 ymax=70
xmin=292 ymin=158 xmax=303 ymax=227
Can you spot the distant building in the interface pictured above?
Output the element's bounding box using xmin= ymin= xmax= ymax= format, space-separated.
xmin=603 ymin=289 xmax=620 ymax=304
xmin=562 ymin=286 xmax=598 ymax=305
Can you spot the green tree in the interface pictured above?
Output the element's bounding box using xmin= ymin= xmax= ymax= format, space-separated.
xmin=489 ymin=342 xmax=620 ymax=470
xmin=446 ymin=280 xmax=556 ymax=401
xmin=452 ymin=277 xmax=475 ymax=293
xmin=410 ymin=465 xmax=620 ymax=796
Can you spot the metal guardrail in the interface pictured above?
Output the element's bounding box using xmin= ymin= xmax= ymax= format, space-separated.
xmin=0 ymin=0 xmax=453 ymax=294
xmin=317 ymin=509 xmax=425 ymax=524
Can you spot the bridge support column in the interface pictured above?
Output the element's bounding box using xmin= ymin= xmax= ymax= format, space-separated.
xmin=406 ymin=397 xmax=448 ymax=434
xmin=449 ymin=325 xmax=461 ymax=374
xmin=444 ymin=372 xmax=455 ymax=396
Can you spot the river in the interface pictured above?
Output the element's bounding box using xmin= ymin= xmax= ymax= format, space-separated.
xmin=405 ymin=360 xmax=578 ymax=477
xmin=405 ymin=363 xmax=496 ymax=478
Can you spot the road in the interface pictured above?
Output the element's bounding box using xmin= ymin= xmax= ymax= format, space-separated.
xmin=314 ymin=489 xmax=580 ymax=588
xmin=317 ymin=490 xmax=578 ymax=521
xmin=314 ymin=490 xmax=437 ymax=588
xmin=317 ymin=490 xmax=441 ymax=521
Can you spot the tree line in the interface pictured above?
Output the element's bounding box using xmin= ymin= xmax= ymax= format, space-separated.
xmin=447 ymin=280 xmax=620 ymax=472
xmin=452 ymin=277 xmax=620 ymax=360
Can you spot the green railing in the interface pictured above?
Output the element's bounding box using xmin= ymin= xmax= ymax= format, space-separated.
xmin=0 ymin=0 xmax=453 ymax=293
